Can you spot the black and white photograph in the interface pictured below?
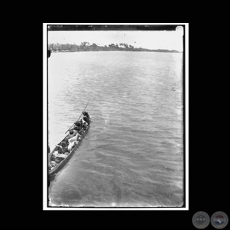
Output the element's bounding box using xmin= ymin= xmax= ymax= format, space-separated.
xmin=43 ymin=23 xmax=188 ymax=210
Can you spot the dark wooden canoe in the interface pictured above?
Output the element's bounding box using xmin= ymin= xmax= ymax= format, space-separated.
xmin=48 ymin=121 xmax=91 ymax=177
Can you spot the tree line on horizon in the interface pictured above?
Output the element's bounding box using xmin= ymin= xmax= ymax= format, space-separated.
xmin=48 ymin=42 xmax=180 ymax=53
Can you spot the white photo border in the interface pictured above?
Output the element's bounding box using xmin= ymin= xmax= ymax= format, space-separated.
xmin=43 ymin=23 xmax=189 ymax=210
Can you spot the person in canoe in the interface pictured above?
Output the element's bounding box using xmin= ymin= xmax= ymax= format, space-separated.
xmin=67 ymin=121 xmax=82 ymax=134
xmin=74 ymin=121 xmax=82 ymax=131
xmin=82 ymin=111 xmax=90 ymax=124
xmin=55 ymin=141 xmax=69 ymax=154
xmin=65 ymin=126 xmax=80 ymax=142
xmin=65 ymin=130 xmax=77 ymax=139
xmin=50 ymin=141 xmax=69 ymax=164
xmin=83 ymin=111 xmax=90 ymax=118
xmin=81 ymin=112 xmax=90 ymax=129
xmin=68 ymin=131 xmax=81 ymax=150
xmin=49 ymin=160 xmax=57 ymax=170
xmin=81 ymin=117 xmax=88 ymax=130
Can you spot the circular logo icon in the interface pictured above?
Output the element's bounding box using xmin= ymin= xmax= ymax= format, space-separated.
xmin=192 ymin=211 xmax=210 ymax=229
xmin=211 ymin=211 xmax=228 ymax=229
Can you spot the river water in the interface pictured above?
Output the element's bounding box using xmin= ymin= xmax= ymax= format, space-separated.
xmin=48 ymin=51 xmax=184 ymax=207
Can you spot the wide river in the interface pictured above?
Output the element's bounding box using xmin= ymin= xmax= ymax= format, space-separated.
xmin=48 ymin=51 xmax=184 ymax=207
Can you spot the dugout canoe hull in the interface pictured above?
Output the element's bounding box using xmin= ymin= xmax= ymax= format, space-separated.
xmin=48 ymin=123 xmax=90 ymax=177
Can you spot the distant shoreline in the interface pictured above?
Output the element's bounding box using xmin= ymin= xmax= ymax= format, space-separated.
xmin=51 ymin=50 xmax=182 ymax=53
xmin=48 ymin=43 xmax=182 ymax=53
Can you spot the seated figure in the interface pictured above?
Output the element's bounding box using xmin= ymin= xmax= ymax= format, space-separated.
xmin=68 ymin=132 xmax=80 ymax=143
xmin=82 ymin=112 xmax=90 ymax=125
xmin=83 ymin=111 xmax=90 ymax=119
xmin=49 ymin=161 xmax=57 ymax=170
xmin=73 ymin=121 xmax=82 ymax=131
xmin=68 ymin=141 xmax=77 ymax=151
xmin=55 ymin=141 xmax=69 ymax=154
xmin=65 ymin=130 xmax=77 ymax=140
xmin=82 ymin=112 xmax=90 ymax=124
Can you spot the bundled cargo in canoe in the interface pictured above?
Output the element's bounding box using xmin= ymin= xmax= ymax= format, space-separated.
xmin=48 ymin=118 xmax=91 ymax=176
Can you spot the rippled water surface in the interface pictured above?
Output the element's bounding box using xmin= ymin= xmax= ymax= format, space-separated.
xmin=48 ymin=51 xmax=183 ymax=207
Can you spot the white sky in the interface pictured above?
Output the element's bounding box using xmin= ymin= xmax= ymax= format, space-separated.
xmin=48 ymin=29 xmax=183 ymax=51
